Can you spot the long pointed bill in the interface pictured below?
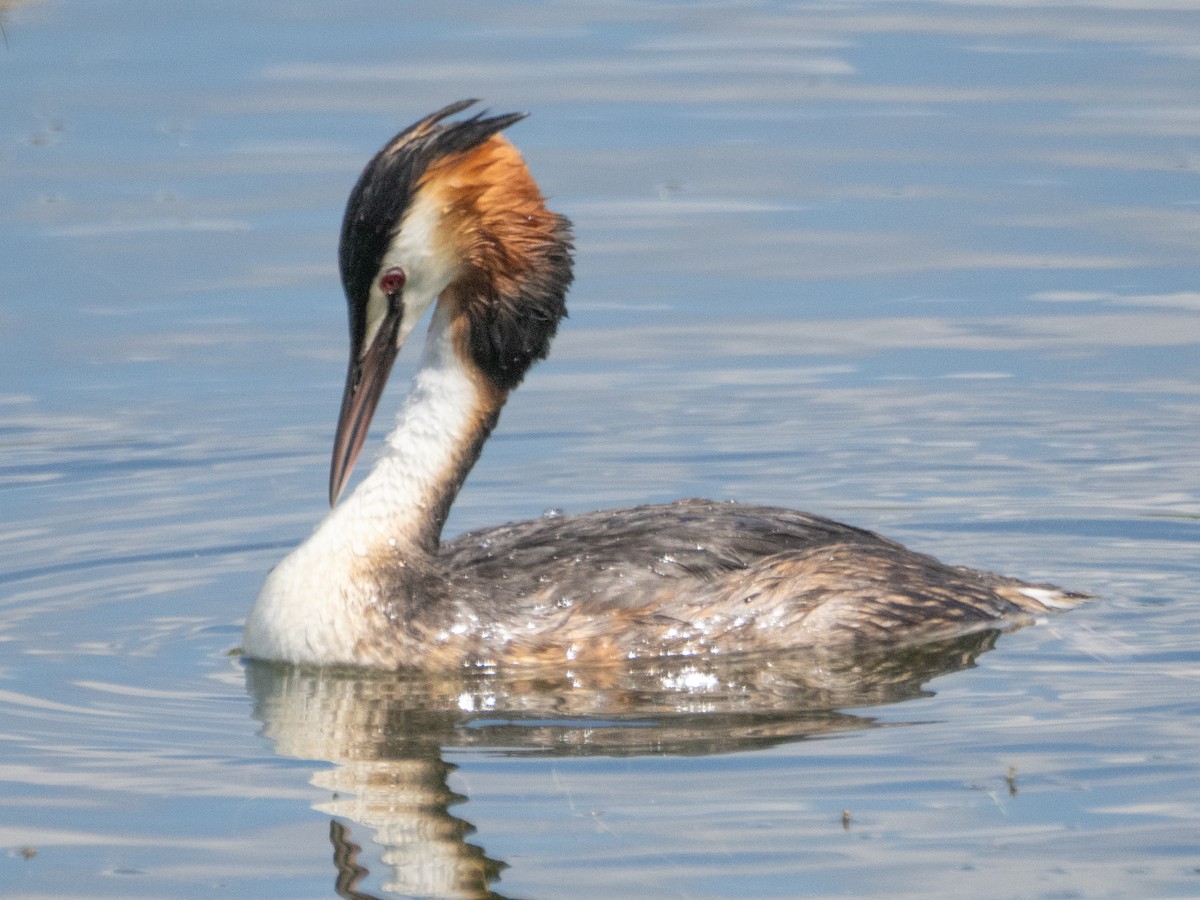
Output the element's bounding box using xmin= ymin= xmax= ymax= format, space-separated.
xmin=328 ymin=304 xmax=403 ymax=506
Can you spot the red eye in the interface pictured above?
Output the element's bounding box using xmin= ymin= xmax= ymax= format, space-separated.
xmin=380 ymin=267 xmax=406 ymax=295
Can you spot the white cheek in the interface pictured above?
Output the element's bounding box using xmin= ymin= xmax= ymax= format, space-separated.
xmin=379 ymin=190 xmax=457 ymax=346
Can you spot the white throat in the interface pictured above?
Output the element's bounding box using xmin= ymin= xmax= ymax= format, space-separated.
xmin=343 ymin=300 xmax=482 ymax=546
xmin=243 ymin=302 xmax=486 ymax=666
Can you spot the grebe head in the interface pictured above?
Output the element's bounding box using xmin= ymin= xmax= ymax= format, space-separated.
xmin=330 ymin=100 xmax=574 ymax=505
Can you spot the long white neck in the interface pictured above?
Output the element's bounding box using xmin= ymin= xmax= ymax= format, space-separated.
xmin=342 ymin=301 xmax=492 ymax=552
xmin=244 ymin=303 xmax=496 ymax=666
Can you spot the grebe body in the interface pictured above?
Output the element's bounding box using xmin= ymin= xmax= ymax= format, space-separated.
xmin=244 ymin=101 xmax=1082 ymax=669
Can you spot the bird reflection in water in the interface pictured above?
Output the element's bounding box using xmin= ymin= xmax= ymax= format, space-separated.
xmin=246 ymin=629 xmax=1003 ymax=899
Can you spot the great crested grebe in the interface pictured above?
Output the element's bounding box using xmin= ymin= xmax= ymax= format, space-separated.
xmin=244 ymin=100 xmax=1083 ymax=669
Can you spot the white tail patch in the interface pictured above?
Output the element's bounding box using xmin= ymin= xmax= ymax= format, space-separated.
xmin=1016 ymin=585 xmax=1084 ymax=611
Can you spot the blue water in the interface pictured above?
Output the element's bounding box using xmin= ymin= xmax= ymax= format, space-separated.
xmin=2 ymin=1 xmax=1199 ymax=897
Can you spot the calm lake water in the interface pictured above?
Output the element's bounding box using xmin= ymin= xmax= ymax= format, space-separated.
xmin=2 ymin=1 xmax=1199 ymax=897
